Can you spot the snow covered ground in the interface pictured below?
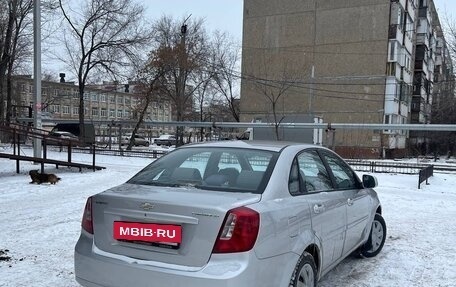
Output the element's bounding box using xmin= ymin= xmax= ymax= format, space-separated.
xmin=0 ymin=147 xmax=455 ymax=286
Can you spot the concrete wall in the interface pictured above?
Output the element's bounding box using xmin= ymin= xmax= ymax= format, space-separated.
xmin=241 ymin=0 xmax=391 ymax=149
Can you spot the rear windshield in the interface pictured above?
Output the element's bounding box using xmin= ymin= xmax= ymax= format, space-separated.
xmin=128 ymin=147 xmax=278 ymax=194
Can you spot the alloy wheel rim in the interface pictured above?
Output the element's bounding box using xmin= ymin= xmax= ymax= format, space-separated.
xmin=297 ymin=263 xmax=314 ymax=287
xmin=368 ymin=220 xmax=384 ymax=253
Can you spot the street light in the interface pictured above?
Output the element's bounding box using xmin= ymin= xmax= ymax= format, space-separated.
xmin=33 ymin=0 xmax=42 ymax=159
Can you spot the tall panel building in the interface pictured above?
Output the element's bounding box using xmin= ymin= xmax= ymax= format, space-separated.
xmin=240 ymin=0 xmax=451 ymax=158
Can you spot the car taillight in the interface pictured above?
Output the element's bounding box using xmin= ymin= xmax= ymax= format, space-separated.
xmin=213 ymin=207 xmax=260 ymax=253
xmin=81 ymin=197 xmax=93 ymax=234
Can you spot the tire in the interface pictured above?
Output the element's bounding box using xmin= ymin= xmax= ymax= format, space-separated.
xmin=359 ymin=213 xmax=386 ymax=258
xmin=290 ymin=252 xmax=317 ymax=287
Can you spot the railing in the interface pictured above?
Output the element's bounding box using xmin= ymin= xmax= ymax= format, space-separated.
xmin=0 ymin=123 xmax=100 ymax=172
xmin=69 ymin=146 xmax=168 ymax=159
xmin=346 ymin=160 xmax=456 ymax=174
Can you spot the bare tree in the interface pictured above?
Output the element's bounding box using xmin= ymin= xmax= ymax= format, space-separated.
xmin=5 ymin=0 xmax=33 ymax=124
xmin=125 ymin=54 xmax=165 ymax=151
xmin=430 ymin=14 xmax=456 ymax=155
xmin=56 ymin=0 xmax=152 ymax=139
xmin=191 ymin=66 xmax=214 ymax=141
xmin=252 ymin=57 xmax=305 ymax=140
xmin=0 ymin=0 xmax=59 ymax=126
xmin=211 ymin=31 xmax=241 ymax=122
xmin=0 ymin=0 xmax=19 ymax=123
xmin=150 ymin=16 xmax=211 ymax=146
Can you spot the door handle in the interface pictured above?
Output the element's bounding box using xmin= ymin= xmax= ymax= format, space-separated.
xmin=347 ymin=198 xmax=354 ymax=206
xmin=313 ymin=204 xmax=325 ymax=214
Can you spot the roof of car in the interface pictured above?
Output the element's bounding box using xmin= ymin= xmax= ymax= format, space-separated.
xmin=181 ymin=140 xmax=317 ymax=152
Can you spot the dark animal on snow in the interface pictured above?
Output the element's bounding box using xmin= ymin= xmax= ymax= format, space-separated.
xmin=29 ymin=170 xmax=61 ymax=185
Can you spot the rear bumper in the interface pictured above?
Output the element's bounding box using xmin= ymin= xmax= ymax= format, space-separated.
xmin=75 ymin=233 xmax=297 ymax=287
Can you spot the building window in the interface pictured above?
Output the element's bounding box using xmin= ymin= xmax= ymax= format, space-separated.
xmin=83 ymin=93 xmax=89 ymax=100
xmin=125 ymin=96 xmax=131 ymax=105
xmin=100 ymin=95 xmax=106 ymax=102
xmin=117 ymin=109 xmax=123 ymax=118
xmin=117 ymin=96 xmax=123 ymax=104
xmin=124 ymin=110 xmax=130 ymax=118
xmin=92 ymin=107 xmax=99 ymax=116
xmin=73 ymin=107 xmax=79 ymax=115
xmin=91 ymin=94 xmax=98 ymax=101
xmin=100 ymin=108 xmax=107 ymax=117
xmin=386 ymin=63 xmax=396 ymax=76
xmin=389 ymin=41 xmax=396 ymax=61
xmin=51 ymin=104 xmax=60 ymax=113
xmin=110 ymin=96 xmax=115 ymax=103
xmin=62 ymin=106 xmax=70 ymax=114
xmin=109 ymin=109 xmax=115 ymax=118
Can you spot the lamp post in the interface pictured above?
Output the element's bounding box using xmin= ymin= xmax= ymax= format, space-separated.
xmin=33 ymin=0 xmax=42 ymax=159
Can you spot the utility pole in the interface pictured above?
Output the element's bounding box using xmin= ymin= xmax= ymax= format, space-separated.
xmin=33 ymin=0 xmax=42 ymax=158
xmin=176 ymin=15 xmax=191 ymax=146
xmin=309 ymin=65 xmax=315 ymax=115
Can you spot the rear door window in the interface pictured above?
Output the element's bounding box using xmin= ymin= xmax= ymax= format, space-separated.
xmin=297 ymin=150 xmax=333 ymax=193
xmin=320 ymin=152 xmax=359 ymax=189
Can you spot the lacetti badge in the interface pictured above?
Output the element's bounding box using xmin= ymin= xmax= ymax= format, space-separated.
xmin=113 ymin=222 xmax=182 ymax=243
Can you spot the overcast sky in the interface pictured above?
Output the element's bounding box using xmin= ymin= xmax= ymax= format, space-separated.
xmin=143 ymin=0 xmax=243 ymax=40
xmin=143 ymin=0 xmax=456 ymax=40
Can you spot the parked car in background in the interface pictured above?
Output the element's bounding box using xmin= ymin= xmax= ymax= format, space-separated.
xmin=121 ymin=134 xmax=149 ymax=147
xmin=47 ymin=130 xmax=80 ymax=145
xmin=50 ymin=123 xmax=95 ymax=145
xmin=75 ymin=141 xmax=386 ymax=287
xmin=154 ymin=134 xmax=176 ymax=146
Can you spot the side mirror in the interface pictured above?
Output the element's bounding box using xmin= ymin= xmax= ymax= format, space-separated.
xmin=362 ymin=175 xmax=378 ymax=188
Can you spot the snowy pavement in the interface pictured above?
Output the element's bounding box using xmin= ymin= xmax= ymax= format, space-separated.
xmin=0 ymin=148 xmax=455 ymax=286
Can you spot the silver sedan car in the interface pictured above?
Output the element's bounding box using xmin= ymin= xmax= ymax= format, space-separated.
xmin=75 ymin=141 xmax=386 ymax=287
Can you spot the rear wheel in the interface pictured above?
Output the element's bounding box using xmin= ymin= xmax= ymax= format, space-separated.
xmin=359 ymin=213 xmax=386 ymax=258
xmin=290 ymin=252 xmax=317 ymax=287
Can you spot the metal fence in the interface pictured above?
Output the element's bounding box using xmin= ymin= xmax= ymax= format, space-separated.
xmin=346 ymin=160 xmax=456 ymax=174
xmin=57 ymin=146 xmax=169 ymax=159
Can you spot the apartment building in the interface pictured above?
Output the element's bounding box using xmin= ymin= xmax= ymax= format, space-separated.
xmin=240 ymin=0 xmax=452 ymax=158
xmin=10 ymin=75 xmax=173 ymax=139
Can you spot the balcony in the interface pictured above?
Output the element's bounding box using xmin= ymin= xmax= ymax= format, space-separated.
xmin=416 ymin=34 xmax=429 ymax=47
xmin=415 ymin=60 xmax=424 ymax=70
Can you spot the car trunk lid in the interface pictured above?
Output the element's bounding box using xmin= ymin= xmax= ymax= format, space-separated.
xmin=92 ymin=183 xmax=261 ymax=268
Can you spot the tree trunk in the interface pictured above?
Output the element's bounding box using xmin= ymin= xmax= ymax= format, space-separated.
xmin=127 ymin=96 xmax=151 ymax=150
xmin=78 ymin=84 xmax=85 ymax=142
xmin=0 ymin=80 xmax=4 ymax=124
xmin=6 ymin=66 xmax=13 ymax=124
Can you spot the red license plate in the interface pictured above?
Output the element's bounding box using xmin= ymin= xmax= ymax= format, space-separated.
xmin=113 ymin=222 xmax=182 ymax=243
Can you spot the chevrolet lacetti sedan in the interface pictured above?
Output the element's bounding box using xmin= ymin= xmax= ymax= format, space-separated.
xmin=74 ymin=141 xmax=386 ymax=287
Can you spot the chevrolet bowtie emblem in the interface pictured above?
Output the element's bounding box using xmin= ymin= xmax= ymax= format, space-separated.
xmin=140 ymin=202 xmax=155 ymax=211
